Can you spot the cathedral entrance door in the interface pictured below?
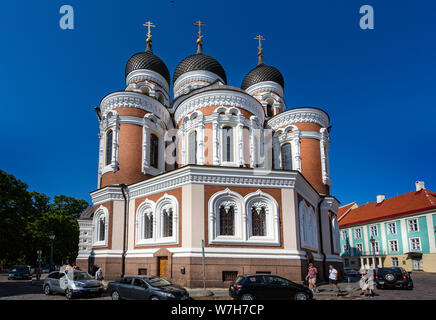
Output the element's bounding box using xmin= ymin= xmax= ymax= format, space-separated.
xmin=158 ymin=257 xmax=169 ymax=279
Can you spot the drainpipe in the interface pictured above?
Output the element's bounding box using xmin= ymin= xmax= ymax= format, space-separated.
xmin=120 ymin=184 xmax=128 ymax=278
xmin=317 ymin=196 xmax=328 ymax=282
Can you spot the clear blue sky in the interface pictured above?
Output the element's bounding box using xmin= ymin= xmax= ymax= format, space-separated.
xmin=1 ymin=0 xmax=435 ymax=207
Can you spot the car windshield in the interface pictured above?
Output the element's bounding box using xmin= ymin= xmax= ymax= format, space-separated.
xmin=11 ymin=266 xmax=28 ymax=272
xmin=146 ymin=277 xmax=172 ymax=287
xmin=72 ymin=271 xmax=94 ymax=281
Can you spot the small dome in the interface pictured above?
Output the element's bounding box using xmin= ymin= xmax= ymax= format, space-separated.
xmin=125 ymin=43 xmax=171 ymax=87
xmin=241 ymin=62 xmax=284 ymax=91
xmin=173 ymin=45 xmax=227 ymax=85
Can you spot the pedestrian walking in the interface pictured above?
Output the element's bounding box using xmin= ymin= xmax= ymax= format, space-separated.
xmin=365 ymin=269 xmax=376 ymax=297
xmin=328 ymin=265 xmax=341 ymax=292
xmin=95 ymin=267 xmax=104 ymax=281
xmin=305 ymin=263 xmax=319 ymax=293
xmin=359 ymin=269 xmax=368 ymax=295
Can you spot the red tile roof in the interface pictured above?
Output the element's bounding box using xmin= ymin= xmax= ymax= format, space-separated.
xmin=337 ymin=202 xmax=357 ymax=220
xmin=339 ymin=189 xmax=436 ymax=228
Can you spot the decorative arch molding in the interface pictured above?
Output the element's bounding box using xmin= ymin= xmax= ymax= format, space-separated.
xmin=99 ymin=111 xmax=120 ymax=177
xmin=298 ymin=200 xmax=319 ymax=251
xmin=100 ymin=91 xmax=171 ymax=128
xmin=173 ymin=90 xmax=265 ymax=125
xmin=208 ymin=188 xmax=281 ymax=246
xmin=125 ymin=69 xmax=170 ymax=95
xmin=267 ymin=108 xmax=330 ymax=130
xmin=173 ymin=70 xmax=225 ymax=99
xmin=142 ymin=114 xmax=166 ymax=175
xmin=92 ymin=205 xmax=109 ymax=248
xmin=244 ymin=190 xmax=280 ymax=245
xmin=134 ymin=194 xmax=179 ymax=246
xmin=272 ymin=127 xmax=302 ymax=172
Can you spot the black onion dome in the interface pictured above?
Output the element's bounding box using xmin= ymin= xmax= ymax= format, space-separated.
xmin=173 ymin=48 xmax=227 ymax=85
xmin=241 ymin=63 xmax=284 ymax=91
xmin=125 ymin=43 xmax=171 ymax=86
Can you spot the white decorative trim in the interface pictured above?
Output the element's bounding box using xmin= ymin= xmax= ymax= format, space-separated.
xmin=245 ymin=81 xmax=284 ymax=98
xmin=100 ymin=91 xmax=171 ymax=128
xmin=173 ymin=70 xmax=225 ymax=99
xmin=299 ymin=200 xmax=319 ymax=251
xmin=173 ymin=90 xmax=265 ymax=125
xmin=320 ymin=128 xmax=332 ymax=187
xmin=267 ymin=108 xmax=329 ymax=130
xmin=126 ymin=69 xmax=170 ymax=93
xmin=92 ymin=205 xmax=109 ymax=248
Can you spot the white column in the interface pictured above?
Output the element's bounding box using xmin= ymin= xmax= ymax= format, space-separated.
xmin=198 ymin=119 xmax=205 ymax=165
xmin=320 ymin=128 xmax=331 ymax=186
xmin=212 ymin=117 xmax=220 ymax=165
xmin=380 ymin=222 xmax=387 ymax=255
xmin=291 ymin=132 xmax=302 ymax=172
xmin=249 ymin=119 xmax=255 ymax=168
xmin=111 ymin=119 xmax=120 ymax=171
xmin=273 ymin=134 xmax=280 ymax=170
xmin=238 ymin=117 xmax=244 ymax=167
xmin=426 ymin=214 xmax=436 ymax=253
xmin=399 ymin=218 xmax=409 ymax=253
xmin=160 ymin=132 xmax=165 ymax=173
xmin=97 ymin=129 xmax=103 ymax=189
xmin=142 ymin=125 xmax=150 ymax=173
xmin=181 ymin=124 xmax=186 ymax=166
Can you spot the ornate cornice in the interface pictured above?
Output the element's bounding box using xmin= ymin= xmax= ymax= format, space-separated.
xmin=126 ymin=69 xmax=170 ymax=93
xmin=267 ymin=108 xmax=330 ymax=130
xmin=173 ymin=70 xmax=224 ymax=99
xmin=174 ymin=90 xmax=265 ymax=125
xmin=100 ymin=91 xmax=171 ymax=127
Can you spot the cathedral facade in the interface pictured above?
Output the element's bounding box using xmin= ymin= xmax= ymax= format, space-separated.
xmin=77 ymin=25 xmax=342 ymax=288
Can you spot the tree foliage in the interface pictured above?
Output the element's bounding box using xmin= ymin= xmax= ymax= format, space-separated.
xmin=0 ymin=170 xmax=88 ymax=268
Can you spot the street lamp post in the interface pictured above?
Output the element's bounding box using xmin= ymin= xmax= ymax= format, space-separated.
xmin=369 ymin=237 xmax=376 ymax=269
xmin=49 ymin=232 xmax=55 ymax=272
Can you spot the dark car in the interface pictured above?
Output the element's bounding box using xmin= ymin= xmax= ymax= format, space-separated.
xmin=343 ymin=268 xmax=360 ymax=278
xmin=8 ymin=265 xmax=32 ymax=280
xmin=229 ymin=274 xmax=313 ymax=300
xmin=375 ymin=267 xmax=413 ymax=290
xmin=107 ymin=276 xmax=190 ymax=300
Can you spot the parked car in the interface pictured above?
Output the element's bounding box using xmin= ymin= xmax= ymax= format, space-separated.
xmin=344 ymin=268 xmax=360 ymax=278
xmin=8 ymin=266 xmax=32 ymax=280
xmin=107 ymin=276 xmax=190 ymax=300
xmin=229 ymin=274 xmax=313 ymax=300
xmin=42 ymin=266 xmax=51 ymax=273
xmin=375 ymin=267 xmax=413 ymax=290
xmin=43 ymin=270 xmax=104 ymax=299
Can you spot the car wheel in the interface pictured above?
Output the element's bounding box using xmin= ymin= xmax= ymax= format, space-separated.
xmin=240 ymin=294 xmax=255 ymax=301
xmin=65 ymin=289 xmax=74 ymax=300
xmin=111 ymin=291 xmax=121 ymax=300
xmin=44 ymin=285 xmax=52 ymax=295
xmin=295 ymin=292 xmax=309 ymax=301
xmin=150 ymin=295 xmax=160 ymax=300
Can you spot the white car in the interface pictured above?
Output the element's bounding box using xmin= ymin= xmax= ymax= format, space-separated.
xmin=43 ymin=270 xmax=104 ymax=299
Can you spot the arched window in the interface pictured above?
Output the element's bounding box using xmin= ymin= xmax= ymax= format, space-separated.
xmin=222 ymin=126 xmax=233 ymax=162
xmin=98 ymin=216 xmax=106 ymax=241
xmin=105 ymin=130 xmax=113 ymax=166
xmin=251 ymin=207 xmax=266 ymax=236
xmin=219 ymin=205 xmax=235 ymax=236
xmin=188 ymin=130 xmax=197 ymax=165
xmin=143 ymin=213 xmax=153 ymax=239
xmin=150 ymin=134 xmax=159 ymax=169
xmin=281 ymin=143 xmax=292 ymax=170
xmin=266 ymin=101 xmax=274 ymax=117
xmin=162 ymin=208 xmax=173 ymax=238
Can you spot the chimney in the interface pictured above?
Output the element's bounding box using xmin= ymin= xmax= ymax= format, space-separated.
xmin=416 ymin=181 xmax=425 ymax=191
xmin=376 ymin=195 xmax=385 ymax=203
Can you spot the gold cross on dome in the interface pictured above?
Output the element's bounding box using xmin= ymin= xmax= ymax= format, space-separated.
xmin=254 ymin=34 xmax=266 ymax=53
xmin=194 ymin=20 xmax=206 ymax=39
xmin=143 ymin=21 xmax=156 ymax=40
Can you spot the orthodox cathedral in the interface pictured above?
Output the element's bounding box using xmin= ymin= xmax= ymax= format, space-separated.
xmin=77 ymin=21 xmax=342 ymax=288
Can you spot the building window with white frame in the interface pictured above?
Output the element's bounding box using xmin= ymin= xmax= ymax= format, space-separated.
xmin=188 ymin=130 xmax=197 ymax=165
xmin=356 ymin=243 xmax=363 ymax=255
xmin=105 ymin=130 xmax=113 ymax=166
xmin=251 ymin=207 xmax=266 ymax=237
xmin=370 ymin=225 xmax=378 ymax=237
xmin=162 ymin=208 xmax=173 ymax=238
xmin=280 ymin=143 xmax=292 ymax=171
xmin=219 ymin=205 xmax=235 ymax=236
xmin=341 ymin=230 xmax=348 ymax=241
xmin=407 ymin=219 xmax=419 ymax=232
xmin=343 ymin=244 xmax=350 ymax=254
xmin=354 ymin=228 xmax=362 ymax=239
xmin=391 ymin=257 xmax=399 ymax=267
xmin=150 ymin=134 xmax=159 ymax=169
xmin=371 ymin=241 xmax=380 ymax=254
xmin=409 ymin=238 xmax=421 ymax=251
xmin=389 ymin=240 xmax=399 ymax=252
xmin=387 ymin=222 xmax=397 ymax=235
xmin=93 ymin=207 xmax=108 ymax=247
xmin=222 ymin=126 xmax=234 ymax=163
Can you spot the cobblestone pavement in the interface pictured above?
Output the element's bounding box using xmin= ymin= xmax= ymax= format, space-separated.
xmin=1 ymin=272 xmax=435 ymax=300
xmin=315 ymin=272 xmax=436 ymax=300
